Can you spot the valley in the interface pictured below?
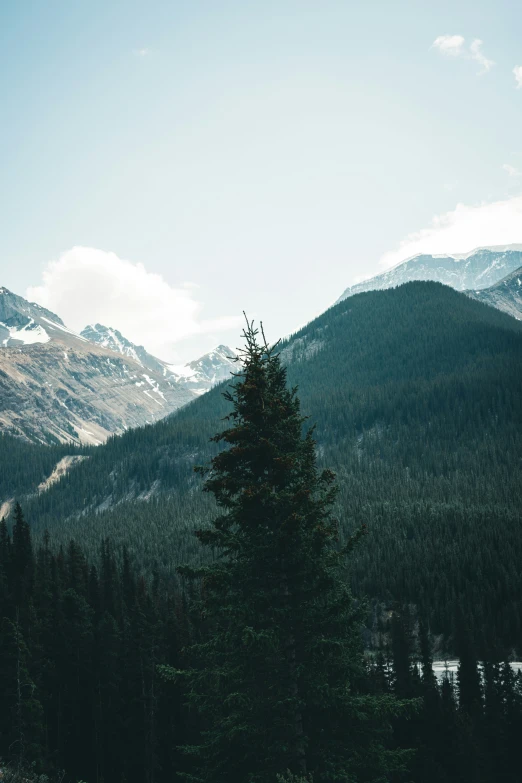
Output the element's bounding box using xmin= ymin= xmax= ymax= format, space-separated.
xmin=4 ymin=279 xmax=522 ymax=657
xmin=5 ymin=6 xmax=522 ymax=779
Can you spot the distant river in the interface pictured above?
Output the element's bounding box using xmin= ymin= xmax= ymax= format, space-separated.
xmin=432 ymin=660 xmax=522 ymax=681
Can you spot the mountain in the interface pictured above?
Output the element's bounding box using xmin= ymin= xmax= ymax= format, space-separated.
xmin=12 ymin=282 xmax=522 ymax=653
xmin=80 ymin=323 xmax=167 ymax=375
xmin=466 ymin=266 xmax=522 ymax=320
xmin=1 ymin=285 xmax=77 ymax=346
xmin=81 ymin=324 xmax=238 ymax=395
xmin=0 ymin=288 xmax=194 ymax=445
xmin=0 ymin=288 xmax=239 ymax=445
xmin=165 ymin=344 xmax=238 ymax=394
xmin=336 ymin=245 xmax=522 ymax=302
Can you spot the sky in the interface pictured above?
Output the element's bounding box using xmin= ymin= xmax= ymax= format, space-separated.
xmin=1 ymin=0 xmax=522 ymax=361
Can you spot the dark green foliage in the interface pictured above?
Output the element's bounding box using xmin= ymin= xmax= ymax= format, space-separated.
xmin=391 ymin=610 xmax=415 ymax=699
xmin=163 ymin=320 xmax=411 ymax=783
xmin=10 ymin=282 xmax=522 ymax=656
xmin=368 ymin=618 xmax=522 ymax=783
xmin=0 ymin=615 xmax=43 ymax=771
xmin=0 ymin=433 xmax=84 ymax=498
xmin=0 ymin=513 xmax=187 ymax=783
xmin=2 ymin=283 xmax=522 ymax=781
xmin=11 ymin=503 xmax=34 ymax=610
xmin=455 ymin=612 xmax=483 ymax=718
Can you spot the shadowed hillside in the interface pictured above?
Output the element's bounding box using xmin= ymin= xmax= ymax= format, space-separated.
xmin=10 ymin=281 xmax=522 ymax=653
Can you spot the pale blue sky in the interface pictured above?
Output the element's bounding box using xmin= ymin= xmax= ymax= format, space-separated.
xmin=1 ymin=0 xmax=522 ymax=360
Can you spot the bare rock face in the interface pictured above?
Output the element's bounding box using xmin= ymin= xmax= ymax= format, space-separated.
xmin=0 ymin=288 xmax=194 ymax=444
xmin=80 ymin=325 xmax=239 ymax=395
xmin=336 ymin=246 xmax=522 ymax=303
xmin=0 ymin=338 xmax=195 ymax=445
xmin=0 ymin=287 xmax=240 ymax=445
xmin=163 ymin=344 xmax=238 ymax=395
xmin=80 ymin=324 xmax=167 ymax=375
xmin=466 ymin=267 xmax=522 ymax=321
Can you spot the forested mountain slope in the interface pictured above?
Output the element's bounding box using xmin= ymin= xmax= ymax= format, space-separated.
xmin=0 ymin=433 xmax=85 ymax=517
xmin=14 ymin=282 xmax=522 ymax=653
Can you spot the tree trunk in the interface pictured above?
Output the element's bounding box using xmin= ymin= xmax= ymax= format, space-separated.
xmin=281 ymin=571 xmax=307 ymax=776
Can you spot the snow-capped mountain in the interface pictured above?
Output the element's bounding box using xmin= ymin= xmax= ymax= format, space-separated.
xmin=0 ymin=288 xmax=193 ymax=445
xmin=336 ymin=246 xmax=522 ymax=303
xmin=82 ymin=324 xmax=238 ymax=394
xmin=466 ymin=266 xmax=522 ymax=321
xmin=165 ymin=345 xmax=238 ymax=395
xmin=0 ymin=286 xmax=85 ymax=347
xmin=80 ymin=324 xmax=167 ymax=375
xmin=0 ymin=288 xmax=239 ymax=445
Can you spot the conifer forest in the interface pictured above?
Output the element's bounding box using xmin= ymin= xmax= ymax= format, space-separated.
xmin=1 ymin=305 xmax=522 ymax=783
xmin=3 ymin=3 xmax=522 ymax=779
xmin=0 ymin=0 xmax=522 ymax=783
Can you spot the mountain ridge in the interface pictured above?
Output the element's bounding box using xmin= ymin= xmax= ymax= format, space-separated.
xmin=81 ymin=323 xmax=238 ymax=394
xmin=0 ymin=288 xmax=236 ymax=445
xmin=466 ymin=265 xmax=522 ymax=320
xmin=9 ymin=281 xmax=522 ymax=656
xmin=6 ymin=282 xmax=522 ymax=649
xmin=337 ymin=246 xmax=522 ymax=303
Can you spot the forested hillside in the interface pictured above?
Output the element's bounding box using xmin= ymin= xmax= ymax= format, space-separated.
xmin=0 ymin=434 xmax=85 ymax=502
xmin=3 ymin=509 xmax=521 ymax=783
xmin=7 ymin=281 xmax=522 ymax=654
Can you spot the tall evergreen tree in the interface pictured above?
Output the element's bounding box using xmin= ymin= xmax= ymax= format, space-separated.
xmin=413 ymin=623 xmax=446 ymax=783
xmin=0 ymin=614 xmax=43 ymax=770
xmin=163 ymin=320 xmax=411 ymax=783
xmin=11 ymin=503 xmax=34 ymax=617
xmin=455 ymin=609 xmax=482 ymax=717
xmin=390 ymin=610 xmax=414 ymax=699
xmin=0 ymin=516 xmax=11 ymax=607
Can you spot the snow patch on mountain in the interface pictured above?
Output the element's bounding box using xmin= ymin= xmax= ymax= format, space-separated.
xmin=466 ymin=265 xmax=522 ymax=321
xmin=337 ymin=247 xmax=522 ymax=303
xmin=0 ymin=288 xmax=196 ymax=444
xmin=165 ymin=344 xmax=238 ymax=393
xmin=0 ymin=317 xmax=50 ymax=346
xmin=81 ymin=323 xmax=145 ymax=364
xmin=82 ymin=324 xmax=238 ymax=395
xmin=41 ymin=317 xmax=88 ymax=341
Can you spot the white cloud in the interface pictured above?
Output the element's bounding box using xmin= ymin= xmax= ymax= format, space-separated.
xmin=133 ymin=48 xmax=149 ymax=57
xmin=502 ymin=163 xmax=521 ymax=177
xmin=432 ymin=34 xmax=494 ymax=75
xmin=469 ymin=39 xmax=494 ymax=74
xmin=432 ymin=35 xmax=465 ymax=57
xmin=27 ymin=247 xmax=242 ymax=361
xmin=379 ymin=195 xmax=522 ymax=268
xmin=513 ymin=65 xmax=522 ymax=88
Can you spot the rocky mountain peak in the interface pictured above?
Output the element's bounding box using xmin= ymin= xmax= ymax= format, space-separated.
xmin=466 ymin=265 xmax=522 ymax=321
xmin=0 ymin=287 xmax=74 ymax=347
xmin=80 ymin=323 xmax=160 ymax=371
xmin=337 ymin=246 xmax=522 ymax=304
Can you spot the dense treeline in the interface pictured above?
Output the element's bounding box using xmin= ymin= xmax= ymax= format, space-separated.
xmin=0 ymin=433 xmax=85 ymax=500
xmin=0 ymin=504 xmax=189 ymax=783
xmin=368 ymin=607 xmax=522 ymax=783
xmin=3 ymin=282 xmax=522 ymax=654
xmin=1 ymin=510 xmax=521 ymax=782
xmin=3 ymin=313 xmax=522 ymax=783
